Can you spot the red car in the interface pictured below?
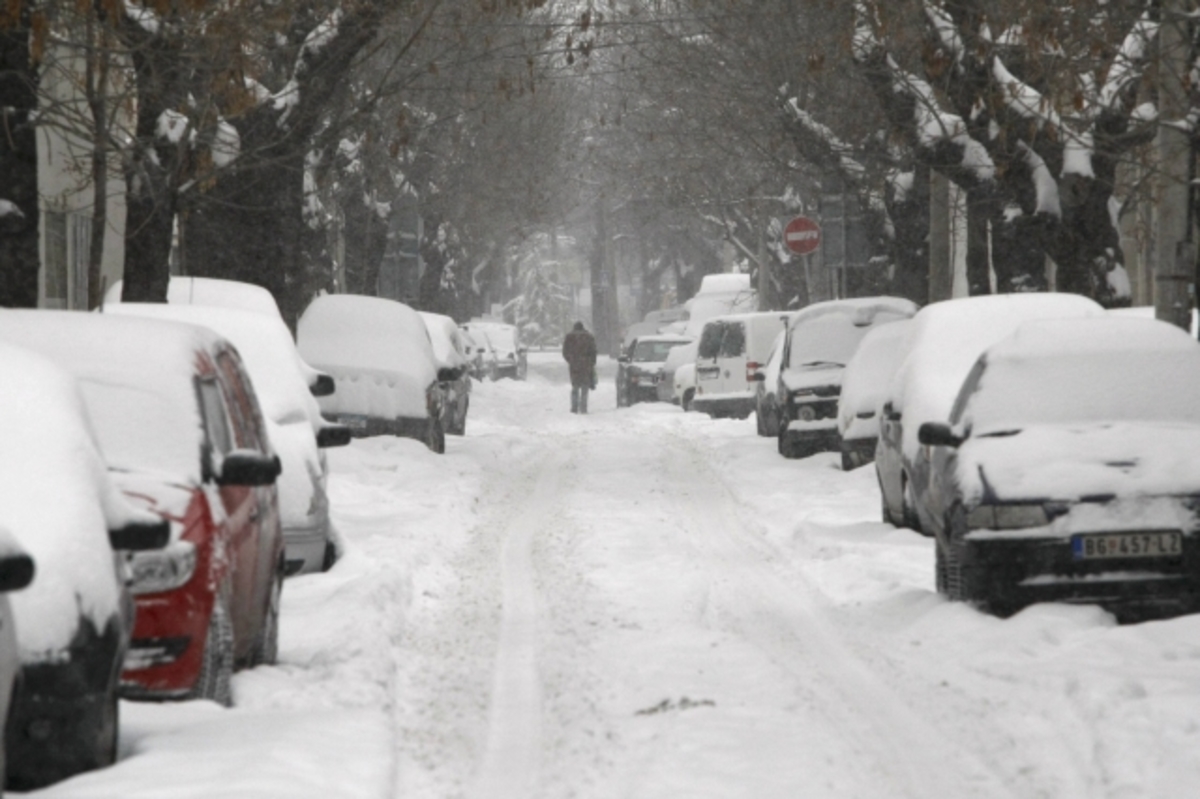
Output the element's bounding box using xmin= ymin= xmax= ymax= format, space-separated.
xmin=0 ymin=312 xmax=284 ymax=705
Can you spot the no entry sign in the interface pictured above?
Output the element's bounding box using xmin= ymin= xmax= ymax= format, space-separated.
xmin=783 ymin=216 xmax=821 ymax=256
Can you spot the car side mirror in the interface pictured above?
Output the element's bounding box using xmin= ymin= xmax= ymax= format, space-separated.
xmin=749 ymin=372 xmax=765 ymax=382
xmin=618 ymin=355 xmax=630 ymax=364
xmin=0 ymin=552 xmax=34 ymax=592
xmin=437 ymin=367 xmax=463 ymax=383
xmin=918 ymin=422 xmax=962 ymax=448
xmin=218 ymin=451 xmax=281 ymax=486
xmin=883 ymin=401 xmax=901 ymax=422
xmin=316 ymin=424 xmax=352 ymax=448
xmin=109 ymin=519 xmax=170 ymax=552
xmin=310 ymin=373 xmax=335 ymax=397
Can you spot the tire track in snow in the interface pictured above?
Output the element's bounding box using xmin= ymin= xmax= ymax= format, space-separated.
xmin=657 ymin=429 xmax=1016 ymax=799
xmin=470 ymin=445 xmax=571 ymax=799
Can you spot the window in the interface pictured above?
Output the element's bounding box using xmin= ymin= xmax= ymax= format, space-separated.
xmin=698 ymin=322 xmax=725 ymax=359
xmin=719 ymin=323 xmax=745 ymax=358
xmin=197 ymin=378 xmax=233 ymax=458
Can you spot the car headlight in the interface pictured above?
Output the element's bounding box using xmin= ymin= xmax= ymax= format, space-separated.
xmin=966 ymin=504 xmax=1050 ymax=530
xmin=129 ymin=540 xmax=197 ymax=595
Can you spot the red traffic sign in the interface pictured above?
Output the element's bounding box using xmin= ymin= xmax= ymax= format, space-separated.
xmin=783 ymin=216 xmax=821 ymax=256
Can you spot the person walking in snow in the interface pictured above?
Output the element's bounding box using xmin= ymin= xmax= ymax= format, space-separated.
xmin=562 ymin=321 xmax=597 ymax=414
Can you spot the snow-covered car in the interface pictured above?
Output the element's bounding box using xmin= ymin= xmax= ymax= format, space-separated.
xmin=835 ymin=319 xmax=912 ymax=471
xmin=878 ymin=293 xmax=1103 ymax=532
xmin=693 ymin=311 xmax=791 ymax=419
xmin=0 ymin=339 xmax=167 ymax=790
xmin=298 ymin=294 xmax=460 ymax=453
xmin=0 ymin=312 xmax=284 ymax=712
xmin=459 ymin=326 xmax=497 ymax=380
xmin=917 ymin=316 xmax=1200 ymax=620
xmin=421 ymin=311 xmax=473 ymax=435
xmin=753 ymin=330 xmax=787 ymax=437
xmin=0 ymin=526 xmax=32 ymax=790
xmin=777 ymin=297 xmax=917 ymax=460
xmin=658 ymin=337 xmax=698 ymax=404
xmin=682 ymin=273 xmax=757 ymax=337
xmin=108 ymin=303 xmax=350 ymax=575
xmin=462 ymin=320 xmax=527 ymax=380
xmin=617 ymin=334 xmax=692 ymax=406
xmin=104 ymin=276 xmax=336 ymax=397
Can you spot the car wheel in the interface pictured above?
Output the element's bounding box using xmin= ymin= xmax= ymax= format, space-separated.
xmin=841 ymin=451 xmax=855 ymax=471
xmin=191 ymin=594 xmax=234 ymax=707
xmin=426 ymin=416 xmax=446 ymax=454
xmin=321 ymin=539 xmax=338 ymax=572
xmin=616 ymin=382 xmax=628 ymax=408
xmin=682 ymin=389 xmax=695 ymax=412
xmin=250 ymin=566 xmax=282 ymax=667
xmin=778 ymin=430 xmax=800 ymax=460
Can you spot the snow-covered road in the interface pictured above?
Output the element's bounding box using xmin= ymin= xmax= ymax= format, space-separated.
xmin=29 ymin=352 xmax=1200 ymax=798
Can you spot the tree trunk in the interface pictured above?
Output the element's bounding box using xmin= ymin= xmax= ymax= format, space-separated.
xmin=0 ymin=12 xmax=40 ymax=308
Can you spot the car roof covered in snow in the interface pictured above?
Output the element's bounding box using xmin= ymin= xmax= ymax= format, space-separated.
xmin=106 ymin=276 xmax=283 ymax=319
xmin=0 ymin=340 xmax=143 ymax=660
xmin=0 ymin=310 xmax=221 ymax=482
xmin=695 ymin=273 xmax=751 ymax=295
xmin=889 ymin=292 xmax=1104 ymax=458
xmin=789 ymin=296 xmax=918 ymax=332
xmin=107 ymin=303 xmax=318 ymax=431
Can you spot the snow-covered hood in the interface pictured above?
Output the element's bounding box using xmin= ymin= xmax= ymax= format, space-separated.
xmin=780 ymin=364 xmax=844 ymax=393
xmin=957 ymin=422 xmax=1200 ymax=503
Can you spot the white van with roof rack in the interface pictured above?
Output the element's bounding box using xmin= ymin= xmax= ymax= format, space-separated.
xmin=691 ymin=311 xmax=793 ymax=419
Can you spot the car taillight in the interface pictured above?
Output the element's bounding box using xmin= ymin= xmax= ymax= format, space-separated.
xmin=746 ymin=362 xmax=760 ymax=382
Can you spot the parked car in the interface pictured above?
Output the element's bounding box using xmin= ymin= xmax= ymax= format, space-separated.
xmin=693 ymin=311 xmax=791 ymax=419
xmin=0 ymin=527 xmax=33 ymax=790
xmin=683 ymin=273 xmax=757 ymax=337
xmin=753 ymin=330 xmax=787 ymax=437
xmin=835 ymin=319 xmax=912 ymax=471
xmin=917 ymin=316 xmax=1200 ymax=620
xmin=462 ymin=320 xmax=527 ymax=380
xmin=0 ymin=338 xmax=166 ymax=790
xmin=420 ymin=312 xmax=473 ymax=435
xmin=460 ymin=326 xmax=497 ymax=380
xmin=878 ymin=293 xmax=1102 ymax=532
xmin=108 ymin=303 xmax=350 ymax=575
xmin=0 ymin=312 xmax=284 ymax=713
xmin=617 ymin=334 xmax=692 ymax=406
xmin=777 ymin=297 xmax=918 ymax=459
xmin=298 ymin=294 xmax=459 ymax=453
xmin=658 ymin=338 xmax=699 ymax=404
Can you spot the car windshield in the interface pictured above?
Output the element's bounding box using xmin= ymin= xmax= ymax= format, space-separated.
xmin=633 ymin=340 xmax=683 ymax=362
xmin=957 ymin=351 xmax=1200 ymax=433
xmin=787 ymin=314 xmax=871 ymax=370
xmin=78 ymin=378 xmax=201 ymax=479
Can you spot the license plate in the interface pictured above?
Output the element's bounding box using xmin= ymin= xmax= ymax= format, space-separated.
xmin=339 ymin=414 xmax=369 ymax=431
xmin=1071 ymin=531 xmax=1183 ymax=560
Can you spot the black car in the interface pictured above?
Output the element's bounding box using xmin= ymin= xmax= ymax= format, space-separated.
xmin=918 ymin=317 xmax=1200 ymax=621
xmin=617 ymin=335 xmax=692 ymax=407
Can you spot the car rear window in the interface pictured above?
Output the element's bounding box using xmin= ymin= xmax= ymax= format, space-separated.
xmin=633 ymin=340 xmax=684 ymax=362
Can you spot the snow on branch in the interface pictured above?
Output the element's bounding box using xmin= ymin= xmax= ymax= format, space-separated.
xmin=123 ymin=0 xmax=161 ymax=34
xmin=891 ymin=58 xmax=995 ymax=182
xmin=0 ymin=199 xmax=25 ymax=219
xmin=1019 ymin=142 xmax=1061 ymax=217
xmin=1099 ymin=14 xmax=1158 ymax=112
xmin=782 ymin=98 xmax=866 ymax=181
xmin=924 ymin=1 xmax=963 ymax=64
xmin=992 ymin=57 xmax=1063 ymax=132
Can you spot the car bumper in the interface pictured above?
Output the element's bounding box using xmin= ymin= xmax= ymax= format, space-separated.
xmin=120 ymin=584 xmax=213 ymax=697
xmin=782 ymin=420 xmax=840 ymax=451
xmin=959 ymin=534 xmax=1200 ymax=619
xmin=327 ymin=413 xmax=430 ymax=440
xmin=840 ymin=436 xmax=877 ymax=468
xmin=692 ymin=394 xmax=755 ymax=418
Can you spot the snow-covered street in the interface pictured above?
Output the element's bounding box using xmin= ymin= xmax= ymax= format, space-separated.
xmin=27 ymin=352 xmax=1200 ymax=798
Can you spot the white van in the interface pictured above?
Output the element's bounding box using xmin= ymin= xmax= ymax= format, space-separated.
xmin=691 ymin=311 xmax=792 ymax=419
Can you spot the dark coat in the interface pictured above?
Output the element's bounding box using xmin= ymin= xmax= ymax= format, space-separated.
xmin=562 ymin=328 xmax=597 ymax=386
